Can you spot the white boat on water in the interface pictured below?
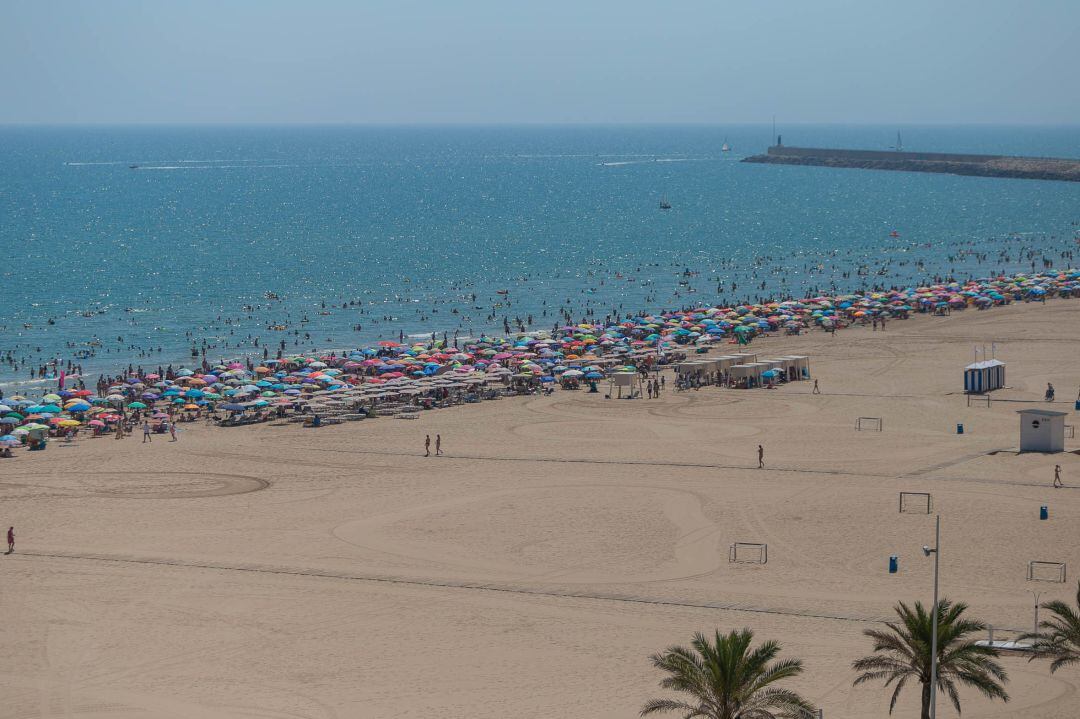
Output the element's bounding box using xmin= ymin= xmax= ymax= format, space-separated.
xmin=721 ymin=138 xmax=731 ymax=152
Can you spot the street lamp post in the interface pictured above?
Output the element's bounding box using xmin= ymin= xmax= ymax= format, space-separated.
xmin=923 ymin=515 xmax=941 ymax=719
xmin=1031 ymin=590 xmax=1044 ymax=639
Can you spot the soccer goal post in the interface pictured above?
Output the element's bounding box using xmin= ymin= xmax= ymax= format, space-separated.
xmin=855 ymin=416 xmax=883 ymax=431
xmin=729 ymin=542 xmax=768 ymax=564
xmin=899 ymin=492 xmax=933 ymax=514
xmin=1028 ymin=561 xmax=1067 ymax=583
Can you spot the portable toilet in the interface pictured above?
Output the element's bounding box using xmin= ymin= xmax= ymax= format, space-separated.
xmin=964 ymin=359 xmax=1006 ymax=393
xmin=1017 ymin=409 xmax=1067 ymax=453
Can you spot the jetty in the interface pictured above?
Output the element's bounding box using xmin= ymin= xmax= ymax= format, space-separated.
xmin=742 ymin=144 xmax=1080 ymax=182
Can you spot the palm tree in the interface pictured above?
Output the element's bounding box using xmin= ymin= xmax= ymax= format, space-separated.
xmin=852 ymin=599 xmax=1009 ymax=719
xmin=1020 ymin=581 xmax=1080 ymax=673
xmin=641 ymin=628 xmax=816 ymax=719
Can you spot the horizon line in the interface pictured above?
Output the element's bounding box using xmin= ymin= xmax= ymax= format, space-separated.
xmin=2 ymin=120 xmax=1080 ymax=129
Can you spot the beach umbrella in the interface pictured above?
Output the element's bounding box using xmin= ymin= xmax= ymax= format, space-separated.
xmin=220 ymin=403 xmax=247 ymax=411
xmin=127 ymin=401 xmax=147 ymax=409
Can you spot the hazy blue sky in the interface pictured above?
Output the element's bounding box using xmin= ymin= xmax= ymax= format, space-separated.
xmin=2 ymin=0 xmax=1077 ymax=124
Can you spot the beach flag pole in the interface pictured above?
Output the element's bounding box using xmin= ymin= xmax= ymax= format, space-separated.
xmin=922 ymin=515 xmax=941 ymax=719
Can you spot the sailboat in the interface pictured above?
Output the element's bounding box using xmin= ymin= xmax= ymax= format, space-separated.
xmin=659 ymin=197 xmax=672 ymax=210
xmin=721 ymin=137 xmax=731 ymax=152
xmin=891 ymin=131 xmax=903 ymax=152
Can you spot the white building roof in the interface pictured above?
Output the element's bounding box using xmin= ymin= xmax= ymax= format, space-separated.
xmin=1016 ymin=409 xmax=1069 ymax=417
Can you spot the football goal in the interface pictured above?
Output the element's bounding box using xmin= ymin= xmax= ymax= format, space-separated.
xmin=729 ymin=542 xmax=768 ymax=564
xmin=1028 ymin=561 xmax=1066 ymax=583
xmin=899 ymin=492 xmax=933 ymax=514
xmin=855 ymin=416 xmax=883 ymax=431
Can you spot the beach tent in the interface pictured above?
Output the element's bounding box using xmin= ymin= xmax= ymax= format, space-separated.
xmin=964 ymin=359 xmax=1005 ymax=393
xmin=713 ymin=356 xmax=739 ymax=371
xmin=728 ymin=353 xmax=758 ymax=364
xmin=1017 ymin=409 xmax=1067 ymax=453
xmin=676 ymin=361 xmax=711 ymax=376
xmin=782 ymin=355 xmax=811 ymax=380
xmin=729 ymin=363 xmax=766 ymax=388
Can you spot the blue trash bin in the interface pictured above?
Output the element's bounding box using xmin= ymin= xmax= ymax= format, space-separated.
xmin=956 ymin=423 xmax=964 ymax=434
xmin=889 ymin=555 xmax=898 ymax=574
xmin=1040 ymin=506 xmax=1048 ymax=520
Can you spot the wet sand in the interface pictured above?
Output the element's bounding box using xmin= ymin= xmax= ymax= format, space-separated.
xmin=2 ymin=300 xmax=1079 ymax=718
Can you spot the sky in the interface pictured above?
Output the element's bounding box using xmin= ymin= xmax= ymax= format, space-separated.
xmin=1 ymin=0 xmax=1078 ymax=125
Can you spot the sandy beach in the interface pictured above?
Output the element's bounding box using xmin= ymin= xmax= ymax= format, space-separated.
xmin=2 ymin=299 xmax=1079 ymax=718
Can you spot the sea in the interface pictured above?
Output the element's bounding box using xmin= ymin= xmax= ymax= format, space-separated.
xmin=1 ymin=124 xmax=1078 ymax=388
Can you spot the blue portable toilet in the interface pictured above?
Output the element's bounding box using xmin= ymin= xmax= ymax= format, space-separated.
xmin=964 ymin=359 xmax=1005 ymax=393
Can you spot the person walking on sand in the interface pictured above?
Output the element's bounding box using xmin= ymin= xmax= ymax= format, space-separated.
xmin=757 ymin=444 xmax=764 ymax=469
xmin=812 ymin=379 xmax=820 ymax=394
xmin=168 ymin=422 xmax=177 ymax=442
xmin=424 ymin=434 xmax=430 ymax=457
xmin=142 ymin=421 xmax=152 ymax=443
xmin=435 ymin=434 xmax=442 ymax=456
xmin=6 ymin=526 xmax=13 ymax=554
xmin=1054 ymin=464 xmax=1063 ymax=489
xmin=1045 ymin=383 xmax=1055 ymax=402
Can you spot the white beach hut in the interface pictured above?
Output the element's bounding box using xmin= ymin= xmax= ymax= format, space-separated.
xmin=1017 ymin=409 xmax=1067 ymax=453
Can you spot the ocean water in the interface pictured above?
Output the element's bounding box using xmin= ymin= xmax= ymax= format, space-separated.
xmin=1 ymin=124 xmax=1078 ymax=385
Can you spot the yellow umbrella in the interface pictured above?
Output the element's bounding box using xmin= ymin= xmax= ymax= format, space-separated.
xmin=58 ymin=419 xmax=81 ymax=427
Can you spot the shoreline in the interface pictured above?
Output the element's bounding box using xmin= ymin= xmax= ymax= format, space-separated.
xmin=5 ymin=269 xmax=1078 ymax=396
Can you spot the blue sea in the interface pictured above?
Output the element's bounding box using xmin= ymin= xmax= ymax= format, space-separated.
xmin=1 ymin=124 xmax=1078 ymax=386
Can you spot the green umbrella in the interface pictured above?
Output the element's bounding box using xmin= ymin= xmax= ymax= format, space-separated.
xmin=127 ymin=401 xmax=147 ymax=409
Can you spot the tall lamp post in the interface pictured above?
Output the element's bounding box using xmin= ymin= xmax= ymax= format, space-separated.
xmin=1030 ymin=590 xmax=1044 ymax=640
xmin=922 ymin=515 xmax=941 ymax=719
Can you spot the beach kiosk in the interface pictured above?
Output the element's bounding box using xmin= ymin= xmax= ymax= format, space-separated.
xmin=1017 ymin=409 xmax=1067 ymax=453
xmin=964 ymin=359 xmax=1006 ymax=393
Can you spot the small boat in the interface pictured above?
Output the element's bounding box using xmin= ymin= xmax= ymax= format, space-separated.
xmin=129 ymin=164 xmax=139 ymax=169
xmin=721 ymin=138 xmax=731 ymax=152
xmin=496 ymin=289 xmax=509 ymax=295
xmin=659 ymin=198 xmax=672 ymax=210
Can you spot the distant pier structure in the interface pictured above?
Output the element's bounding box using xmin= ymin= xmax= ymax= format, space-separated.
xmin=743 ymin=144 xmax=1080 ymax=182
